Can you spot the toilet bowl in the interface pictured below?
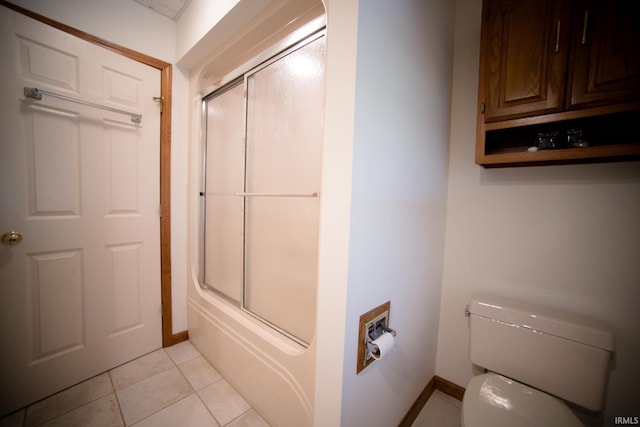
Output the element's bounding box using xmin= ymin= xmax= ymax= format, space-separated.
xmin=461 ymin=373 xmax=582 ymax=427
xmin=462 ymin=293 xmax=614 ymax=426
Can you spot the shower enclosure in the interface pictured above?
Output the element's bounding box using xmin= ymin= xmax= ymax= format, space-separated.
xmin=200 ymin=31 xmax=325 ymax=346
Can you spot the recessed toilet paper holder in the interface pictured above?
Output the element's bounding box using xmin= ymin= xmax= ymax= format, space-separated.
xmin=366 ymin=326 xmax=396 ymax=355
xmin=357 ymin=301 xmax=394 ymax=373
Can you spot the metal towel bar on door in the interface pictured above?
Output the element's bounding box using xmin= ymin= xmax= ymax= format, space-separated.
xmin=198 ymin=192 xmax=319 ymax=198
xmin=233 ymin=192 xmax=319 ymax=197
xmin=24 ymin=87 xmax=142 ymax=123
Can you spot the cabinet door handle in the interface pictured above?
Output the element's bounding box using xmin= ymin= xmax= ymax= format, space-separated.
xmin=555 ymin=20 xmax=561 ymax=52
xmin=581 ymin=10 xmax=589 ymax=44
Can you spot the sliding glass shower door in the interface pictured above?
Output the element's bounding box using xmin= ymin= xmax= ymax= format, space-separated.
xmin=203 ymin=82 xmax=245 ymax=304
xmin=202 ymin=32 xmax=325 ymax=345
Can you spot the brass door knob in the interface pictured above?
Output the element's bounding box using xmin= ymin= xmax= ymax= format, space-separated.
xmin=2 ymin=231 xmax=22 ymax=245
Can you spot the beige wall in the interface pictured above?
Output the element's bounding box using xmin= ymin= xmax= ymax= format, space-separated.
xmin=9 ymin=0 xmax=175 ymax=62
xmin=437 ymin=0 xmax=640 ymax=425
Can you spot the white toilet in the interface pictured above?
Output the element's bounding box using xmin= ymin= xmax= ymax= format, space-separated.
xmin=462 ymin=293 xmax=615 ymax=427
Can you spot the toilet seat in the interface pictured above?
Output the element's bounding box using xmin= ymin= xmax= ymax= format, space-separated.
xmin=462 ymin=373 xmax=583 ymax=427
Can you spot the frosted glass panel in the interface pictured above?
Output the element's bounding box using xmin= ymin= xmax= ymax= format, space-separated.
xmin=244 ymin=197 xmax=320 ymax=342
xmin=245 ymin=36 xmax=325 ymax=194
xmin=204 ymin=83 xmax=245 ymax=303
xmin=244 ymin=35 xmax=325 ymax=344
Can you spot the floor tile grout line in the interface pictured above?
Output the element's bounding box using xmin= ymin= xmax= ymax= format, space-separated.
xmin=191 ymin=369 xmax=232 ymax=427
xmin=23 ymin=372 xmax=116 ymax=427
xmin=194 ymin=390 xmax=223 ymax=427
xmin=3 ymin=342 xmax=265 ymax=427
xmin=183 ymin=352 xmax=259 ymax=427
xmin=124 ymin=363 xmax=199 ymax=427
xmin=108 ymin=370 xmax=127 ymax=427
xmin=221 ymin=406 xmax=252 ymax=427
xmin=1 ymin=347 xmax=173 ymax=427
xmin=128 ymin=392 xmax=198 ymax=427
xmin=124 ymin=349 xmax=223 ymax=427
xmin=164 ymin=342 xmax=202 ymax=366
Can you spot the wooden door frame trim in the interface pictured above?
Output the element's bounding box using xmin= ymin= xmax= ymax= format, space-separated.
xmin=1 ymin=0 xmax=178 ymax=347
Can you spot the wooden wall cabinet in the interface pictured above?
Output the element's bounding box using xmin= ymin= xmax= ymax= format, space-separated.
xmin=476 ymin=0 xmax=640 ymax=167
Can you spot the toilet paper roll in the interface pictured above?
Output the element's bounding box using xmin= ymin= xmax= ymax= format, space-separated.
xmin=370 ymin=331 xmax=395 ymax=360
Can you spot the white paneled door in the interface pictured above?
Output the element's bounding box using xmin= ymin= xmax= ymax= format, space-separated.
xmin=0 ymin=6 xmax=162 ymax=416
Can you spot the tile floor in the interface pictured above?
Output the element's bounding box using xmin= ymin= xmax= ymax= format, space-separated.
xmin=0 ymin=341 xmax=269 ymax=427
xmin=411 ymin=390 xmax=462 ymax=427
xmin=0 ymin=340 xmax=461 ymax=427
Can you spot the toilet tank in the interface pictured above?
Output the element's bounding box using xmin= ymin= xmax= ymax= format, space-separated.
xmin=468 ymin=293 xmax=615 ymax=412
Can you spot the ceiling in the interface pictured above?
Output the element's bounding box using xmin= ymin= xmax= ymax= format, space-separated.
xmin=133 ymin=0 xmax=192 ymax=21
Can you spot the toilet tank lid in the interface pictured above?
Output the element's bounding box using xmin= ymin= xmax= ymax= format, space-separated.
xmin=469 ymin=293 xmax=615 ymax=351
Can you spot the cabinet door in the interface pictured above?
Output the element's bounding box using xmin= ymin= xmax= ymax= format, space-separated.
xmin=569 ymin=0 xmax=640 ymax=107
xmin=483 ymin=0 xmax=570 ymax=121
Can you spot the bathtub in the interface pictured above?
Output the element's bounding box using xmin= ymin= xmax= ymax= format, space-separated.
xmin=187 ymin=280 xmax=316 ymax=427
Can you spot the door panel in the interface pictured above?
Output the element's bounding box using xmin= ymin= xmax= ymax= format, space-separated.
xmin=28 ymin=106 xmax=81 ymax=216
xmin=29 ymin=250 xmax=84 ymax=359
xmin=0 ymin=6 xmax=161 ymax=416
xmin=18 ymin=34 xmax=79 ymax=92
xmin=105 ymin=121 xmax=142 ymax=214
xmin=107 ymin=243 xmax=144 ymax=335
